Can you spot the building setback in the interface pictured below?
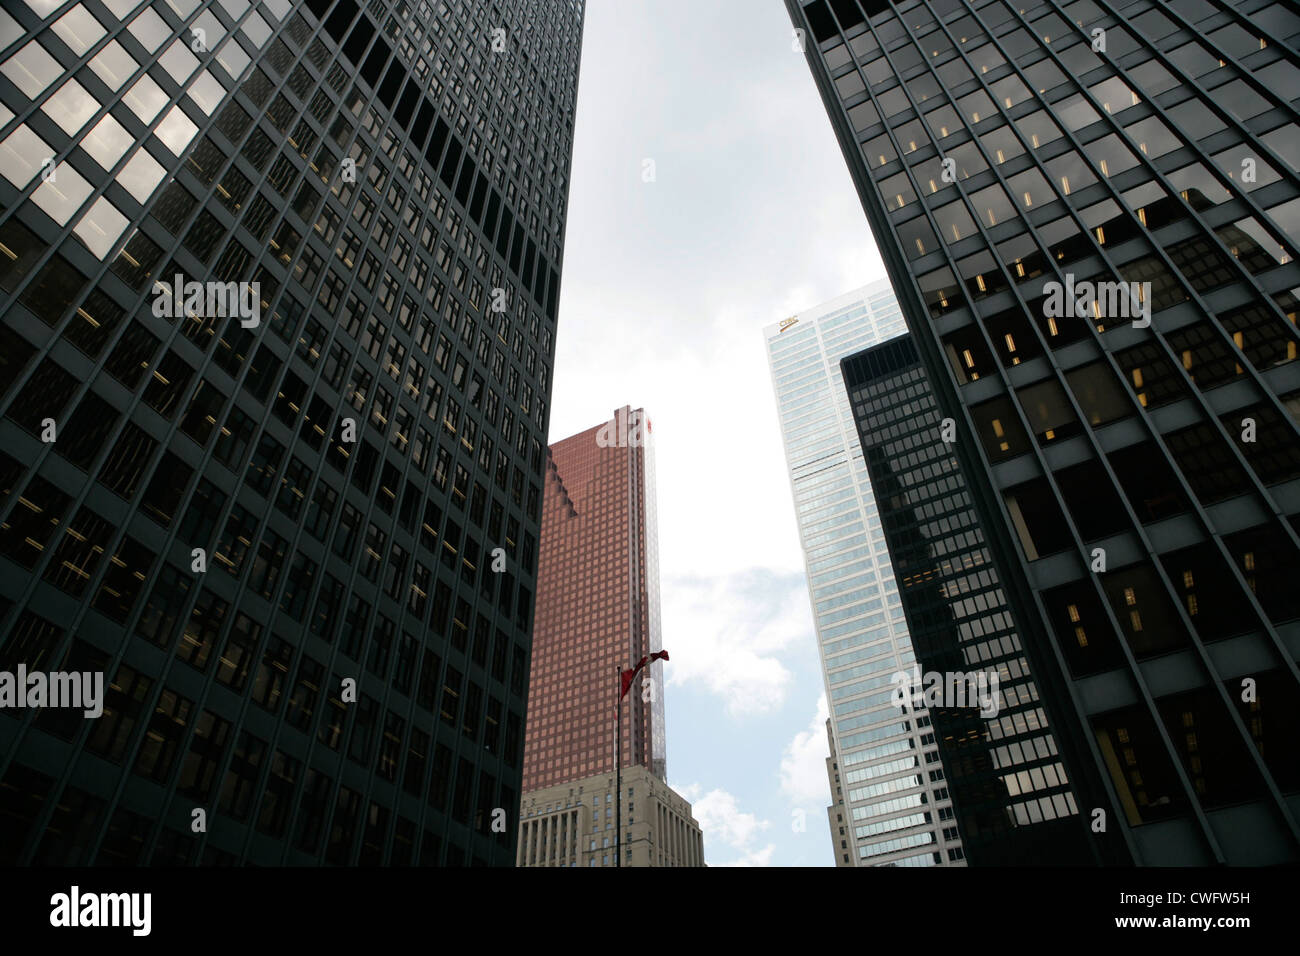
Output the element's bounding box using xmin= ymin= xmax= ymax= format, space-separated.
xmin=843 ymin=336 xmax=1101 ymax=864
xmin=765 ymin=281 xmax=967 ymax=867
xmin=823 ymin=718 xmax=853 ymax=866
xmin=0 ymin=0 xmax=583 ymax=866
xmin=788 ymin=0 xmax=1300 ymax=864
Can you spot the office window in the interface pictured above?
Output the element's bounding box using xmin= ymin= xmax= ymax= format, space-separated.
xmin=1092 ymin=705 xmax=1188 ymax=826
xmin=1042 ymin=579 xmax=1125 ymax=677
xmin=1164 ymin=421 xmax=1253 ymax=505
xmin=1065 ymin=362 xmax=1133 ymax=427
xmin=252 ymin=637 xmax=293 ymax=713
xmin=91 ymin=535 xmax=151 ymax=623
xmin=1156 ymin=688 xmax=1268 ymax=808
xmin=85 ymin=662 xmax=152 ymax=765
xmin=217 ymin=731 xmax=266 ymax=822
xmin=257 ymin=751 xmax=301 ymax=839
xmin=1100 ymin=564 xmax=1186 ymax=658
xmin=1107 ymin=441 xmax=1193 ymax=524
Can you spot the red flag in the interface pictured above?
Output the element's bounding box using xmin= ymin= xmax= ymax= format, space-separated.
xmin=619 ymin=659 xmax=644 ymax=700
xmin=619 ymin=650 xmax=670 ymax=699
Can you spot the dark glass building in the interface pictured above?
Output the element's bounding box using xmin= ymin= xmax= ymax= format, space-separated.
xmin=789 ymin=0 xmax=1300 ymax=863
xmin=843 ymin=336 xmax=1106 ymax=864
xmin=0 ymin=0 xmax=583 ymax=866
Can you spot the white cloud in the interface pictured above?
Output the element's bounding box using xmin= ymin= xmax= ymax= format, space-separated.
xmin=779 ymin=694 xmax=831 ymax=807
xmin=713 ymin=844 xmax=777 ymax=867
xmin=660 ymin=569 xmax=813 ymax=716
xmin=677 ymin=784 xmax=774 ymax=865
xmin=692 ymin=787 xmax=771 ymax=848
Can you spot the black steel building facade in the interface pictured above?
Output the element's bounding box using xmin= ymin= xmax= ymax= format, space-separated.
xmin=0 ymin=0 xmax=583 ymax=866
xmin=790 ymin=0 xmax=1300 ymax=864
xmin=843 ymin=336 xmax=1107 ymax=865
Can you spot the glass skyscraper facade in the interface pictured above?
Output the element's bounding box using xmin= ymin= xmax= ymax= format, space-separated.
xmin=843 ymin=336 xmax=1103 ymax=864
xmin=765 ymin=280 xmax=968 ymax=867
xmin=0 ymin=0 xmax=583 ymax=866
xmin=788 ymin=0 xmax=1300 ymax=864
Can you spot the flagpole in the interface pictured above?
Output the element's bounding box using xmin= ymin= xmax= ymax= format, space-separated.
xmin=615 ymin=662 xmax=622 ymax=868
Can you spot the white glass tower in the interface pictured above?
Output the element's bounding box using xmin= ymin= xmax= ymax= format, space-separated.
xmin=764 ymin=279 xmax=965 ymax=867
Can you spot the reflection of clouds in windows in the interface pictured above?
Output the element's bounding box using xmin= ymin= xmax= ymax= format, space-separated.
xmin=187 ymin=70 xmax=226 ymax=115
xmin=127 ymin=7 xmax=169 ymax=54
xmin=89 ymin=40 xmax=137 ymax=91
xmin=102 ymin=0 xmax=147 ymax=17
xmin=240 ymin=12 xmax=272 ymax=48
xmin=52 ymin=5 xmax=107 ymax=56
xmin=1 ymin=41 xmax=62 ymax=98
xmin=0 ymin=9 xmax=24 ymax=56
xmin=168 ymin=0 xmax=202 ymax=17
xmin=217 ymin=0 xmax=251 ymax=18
xmin=42 ymin=79 xmax=99 ymax=136
xmin=216 ymin=37 xmax=250 ymax=80
xmin=81 ymin=113 xmax=133 ymax=168
xmin=159 ymin=39 xmax=201 ymax=84
xmin=0 ymin=124 xmax=52 ymax=188
xmin=20 ymin=0 xmax=67 ymax=19
xmin=75 ymin=195 xmax=130 ymax=259
xmin=124 ymin=73 xmax=166 ymax=122
xmin=31 ymin=161 xmax=93 ymax=226
xmin=155 ymin=103 xmax=198 ymax=155
xmin=118 ymin=148 xmax=166 ymax=203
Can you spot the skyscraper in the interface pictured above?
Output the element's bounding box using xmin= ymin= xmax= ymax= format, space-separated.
xmin=0 ymin=0 xmax=583 ymax=866
xmin=765 ymin=281 xmax=968 ymax=867
xmin=789 ymin=0 xmax=1300 ymax=863
xmin=519 ymin=407 xmax=702 ymax=867
xmin=842 ymin=335 xmax=1104 ymax=865
xmin=523 ymin=407 xmax=665 ymax=794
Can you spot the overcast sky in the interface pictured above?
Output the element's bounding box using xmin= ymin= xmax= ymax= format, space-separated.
xmin=548 ymin=0 xmax=889 ymax=866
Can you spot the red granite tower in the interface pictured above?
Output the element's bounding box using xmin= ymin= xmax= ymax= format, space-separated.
xmin=522 ymin=407 xmax=666 ymax=793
